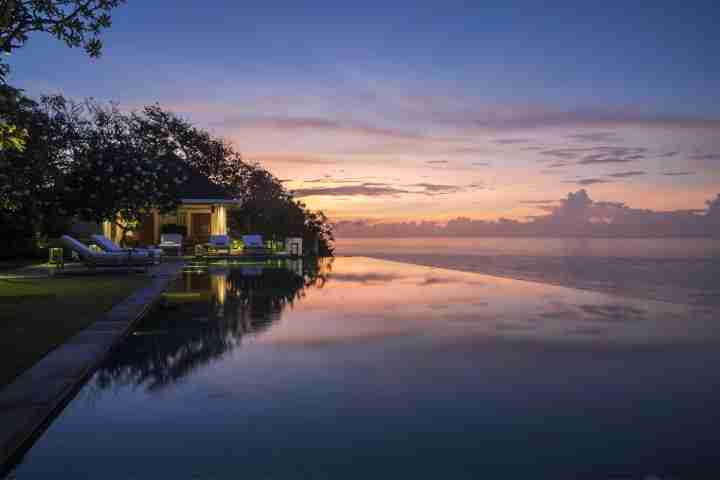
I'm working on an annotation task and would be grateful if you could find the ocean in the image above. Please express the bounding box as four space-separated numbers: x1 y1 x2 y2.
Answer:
335 237 720 306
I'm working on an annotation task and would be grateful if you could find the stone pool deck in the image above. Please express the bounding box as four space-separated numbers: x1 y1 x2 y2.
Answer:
0 261 185 470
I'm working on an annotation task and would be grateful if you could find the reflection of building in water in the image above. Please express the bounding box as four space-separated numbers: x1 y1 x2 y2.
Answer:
288 259 303 277
93 258 332 392
210 274 228 306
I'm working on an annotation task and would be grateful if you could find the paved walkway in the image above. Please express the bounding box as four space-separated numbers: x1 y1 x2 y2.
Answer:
0 261 185 470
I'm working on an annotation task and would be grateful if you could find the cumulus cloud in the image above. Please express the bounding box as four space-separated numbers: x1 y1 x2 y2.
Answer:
334 190 720 238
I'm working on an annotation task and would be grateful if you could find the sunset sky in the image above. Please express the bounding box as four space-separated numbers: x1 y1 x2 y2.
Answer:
9 1 720 223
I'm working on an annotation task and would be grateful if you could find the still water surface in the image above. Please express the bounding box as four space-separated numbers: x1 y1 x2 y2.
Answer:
336 236 720 258
8 257 720 479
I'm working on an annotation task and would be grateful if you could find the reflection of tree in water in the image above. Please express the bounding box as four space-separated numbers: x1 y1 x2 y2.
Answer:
93 258 333 392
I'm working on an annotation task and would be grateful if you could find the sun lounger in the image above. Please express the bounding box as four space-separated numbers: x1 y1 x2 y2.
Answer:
242 234 270 254
159 233 183 256
207 235 231 255
90 234 163 263
60 235 154 269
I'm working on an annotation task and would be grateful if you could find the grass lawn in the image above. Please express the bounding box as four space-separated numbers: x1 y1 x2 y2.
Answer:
0 259 39 273
0 274 152 389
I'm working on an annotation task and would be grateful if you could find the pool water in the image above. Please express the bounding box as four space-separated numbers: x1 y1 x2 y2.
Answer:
7 257 720 479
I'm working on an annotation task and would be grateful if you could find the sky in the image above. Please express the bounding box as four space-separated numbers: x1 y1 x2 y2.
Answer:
8 0 720 225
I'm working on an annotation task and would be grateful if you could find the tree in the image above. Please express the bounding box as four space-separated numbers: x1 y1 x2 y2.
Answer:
0 0 126 151
0 0 126 81
1 95 189 246
55 101 188 244
133 105 336 255
132 104 248 196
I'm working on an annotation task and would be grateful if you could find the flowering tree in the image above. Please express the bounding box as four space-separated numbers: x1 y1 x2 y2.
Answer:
54 102 188 244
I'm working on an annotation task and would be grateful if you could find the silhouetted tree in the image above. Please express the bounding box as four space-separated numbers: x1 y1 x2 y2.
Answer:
0 0 126 150
133 105 335 254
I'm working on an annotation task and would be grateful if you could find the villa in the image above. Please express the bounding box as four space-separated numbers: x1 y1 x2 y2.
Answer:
101 167 239 247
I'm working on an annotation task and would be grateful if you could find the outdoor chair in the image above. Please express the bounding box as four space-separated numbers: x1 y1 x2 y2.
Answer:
59 235 154 269
159 234 183 256
242 234 271 255
91 234 163 263
207 235 232 255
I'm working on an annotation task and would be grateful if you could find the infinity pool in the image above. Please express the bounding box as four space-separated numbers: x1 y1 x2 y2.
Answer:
7 257 720 479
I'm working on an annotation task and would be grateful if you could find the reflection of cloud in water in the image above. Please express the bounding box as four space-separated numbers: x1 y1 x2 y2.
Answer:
417 275 485 287
538 309 578 321
429 303 450 310
569 326 609 337
494 322 537 332
328 272 402 284
579 304 646 323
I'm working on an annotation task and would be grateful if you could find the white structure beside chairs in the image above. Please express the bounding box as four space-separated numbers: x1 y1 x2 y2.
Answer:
159 234 183 256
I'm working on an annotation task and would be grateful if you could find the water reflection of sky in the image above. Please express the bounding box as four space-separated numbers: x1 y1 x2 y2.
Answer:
9 257 720 479
258 257 719 349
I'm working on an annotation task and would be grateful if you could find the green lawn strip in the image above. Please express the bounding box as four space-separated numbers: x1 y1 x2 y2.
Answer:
0 274 152 389
0 259 41 273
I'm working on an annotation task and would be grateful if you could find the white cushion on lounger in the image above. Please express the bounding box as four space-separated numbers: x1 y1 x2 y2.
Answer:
91 234 162 257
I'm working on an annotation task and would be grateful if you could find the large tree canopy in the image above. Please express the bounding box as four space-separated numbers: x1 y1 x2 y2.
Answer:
0 95 188 245
1 96 335 255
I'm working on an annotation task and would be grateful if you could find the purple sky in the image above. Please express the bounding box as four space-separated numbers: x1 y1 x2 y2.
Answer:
7 0 720 225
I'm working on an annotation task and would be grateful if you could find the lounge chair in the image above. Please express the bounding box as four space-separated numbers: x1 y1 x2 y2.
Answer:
60 235 154 269
242 234 270 255
159 233 183 256
207 235 231 255
90 234 163 263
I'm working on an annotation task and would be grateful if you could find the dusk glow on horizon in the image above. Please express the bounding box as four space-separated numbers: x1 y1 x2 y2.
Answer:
10 1 720 224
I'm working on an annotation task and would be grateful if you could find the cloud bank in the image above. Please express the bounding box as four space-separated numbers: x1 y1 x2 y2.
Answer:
334 191 720 238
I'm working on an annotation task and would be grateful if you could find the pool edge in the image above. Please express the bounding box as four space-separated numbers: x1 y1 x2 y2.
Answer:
0 261 186 475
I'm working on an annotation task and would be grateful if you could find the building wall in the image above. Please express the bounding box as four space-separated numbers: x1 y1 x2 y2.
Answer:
102 203 230 247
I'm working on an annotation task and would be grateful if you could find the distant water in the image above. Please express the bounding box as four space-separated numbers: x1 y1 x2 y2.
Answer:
336 236 720 258
336 237 720 306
